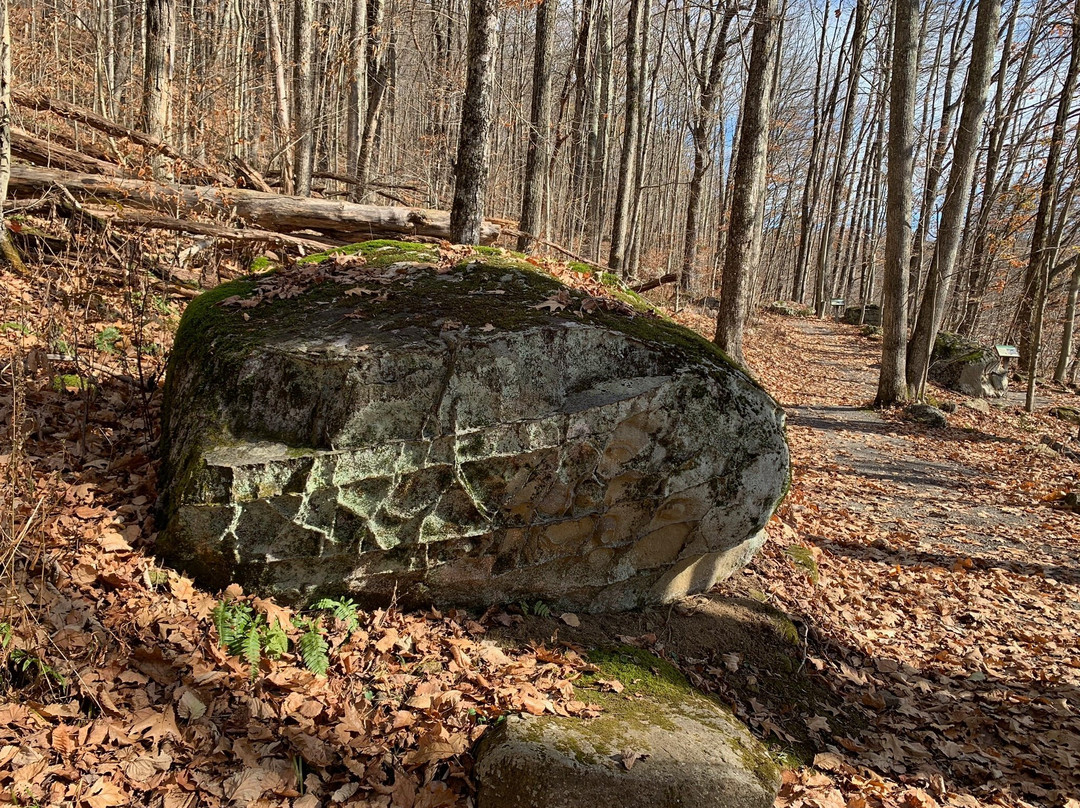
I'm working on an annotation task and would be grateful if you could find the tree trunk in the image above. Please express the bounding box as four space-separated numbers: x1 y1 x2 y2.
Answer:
0 0 20 275
875 0 919 407
1020 0 1080 387
608 0 648 272
265 0 295 194
1056 260 1080 383
142 0 176 180
812 0 867 316
293 0 315 196
450 0 499 244
680 5 737 292
517 0 557 252
345 0 368 202
714 0 779 364
905 0 1001 398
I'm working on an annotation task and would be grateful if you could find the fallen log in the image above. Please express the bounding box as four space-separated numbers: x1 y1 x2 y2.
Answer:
14 88 233 186
12 127 127 176
81 206 332 251
8 164 502 244
630 273 678 293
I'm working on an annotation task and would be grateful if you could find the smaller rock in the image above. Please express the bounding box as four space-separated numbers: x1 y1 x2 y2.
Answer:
939 401 957 413
905 404 948 428
766 300 811 317
963 398 990 414
1049 406 1080 427
475 649 779 808
842 304 882 327
930 332 1007 398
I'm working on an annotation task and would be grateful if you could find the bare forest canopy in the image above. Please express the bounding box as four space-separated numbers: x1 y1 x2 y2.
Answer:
5 0 1080 386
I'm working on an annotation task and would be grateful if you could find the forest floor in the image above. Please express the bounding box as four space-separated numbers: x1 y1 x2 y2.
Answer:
1 246 1080 808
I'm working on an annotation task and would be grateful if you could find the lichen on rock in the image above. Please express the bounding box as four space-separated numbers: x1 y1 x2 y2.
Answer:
156 242 789 610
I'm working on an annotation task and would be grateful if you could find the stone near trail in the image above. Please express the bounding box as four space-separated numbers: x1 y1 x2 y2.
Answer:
930 331 1007 399
841 304 881 327
474 649 780 808
157 242 789 610
905 403 949 429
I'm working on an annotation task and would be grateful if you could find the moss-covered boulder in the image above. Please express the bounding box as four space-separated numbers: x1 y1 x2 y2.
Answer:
930 331 1007 398
474 648 781 808
156 241 789 610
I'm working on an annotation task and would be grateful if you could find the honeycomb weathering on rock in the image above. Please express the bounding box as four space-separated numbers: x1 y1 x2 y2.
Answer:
156 250 789 610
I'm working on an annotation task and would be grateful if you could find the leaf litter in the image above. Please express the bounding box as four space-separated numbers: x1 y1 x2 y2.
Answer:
4 246 1080 808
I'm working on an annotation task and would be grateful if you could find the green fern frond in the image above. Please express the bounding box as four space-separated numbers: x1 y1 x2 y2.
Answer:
298 626 329 677
313 597 361 633
264 620 288 659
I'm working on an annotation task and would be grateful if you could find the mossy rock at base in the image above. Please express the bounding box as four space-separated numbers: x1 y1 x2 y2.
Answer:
930 332 1007 399
157 241 789 610
474 646 780 808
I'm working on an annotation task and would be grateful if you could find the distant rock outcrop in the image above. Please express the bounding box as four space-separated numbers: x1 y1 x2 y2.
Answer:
157 242 789 611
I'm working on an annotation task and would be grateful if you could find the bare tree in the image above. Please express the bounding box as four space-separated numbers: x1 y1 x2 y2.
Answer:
875 0 919 407
1022 0 1080 410
143 0 177 179
450 0 499 244
715 0 779 363
517 0 557 253
812 0 868 316
293 0 315 195
0 0 19 274
680 3 737 292
608 0 648 273
905 0 1002 398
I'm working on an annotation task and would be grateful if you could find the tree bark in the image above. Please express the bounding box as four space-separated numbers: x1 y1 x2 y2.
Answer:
905 0 1001 398
450 0 499 244
875 0 919 407
346 0 368 202
293 0 315 196
265 0 295 194
607 0 648 272
714 0 779 364
517 0 557 253
142 0 176 180
0 0 21 275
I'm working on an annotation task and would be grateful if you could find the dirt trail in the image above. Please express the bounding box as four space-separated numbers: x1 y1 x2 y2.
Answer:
779 319 1036 564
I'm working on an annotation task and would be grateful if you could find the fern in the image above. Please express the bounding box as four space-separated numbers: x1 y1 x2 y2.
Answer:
264 620 288 659
212 598 332 678
312 597 361 632
297 620 330 677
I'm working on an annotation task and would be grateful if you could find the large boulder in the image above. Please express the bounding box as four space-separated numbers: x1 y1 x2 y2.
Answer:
475 648 781 808
156 241 789 611
929 331 1007 398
